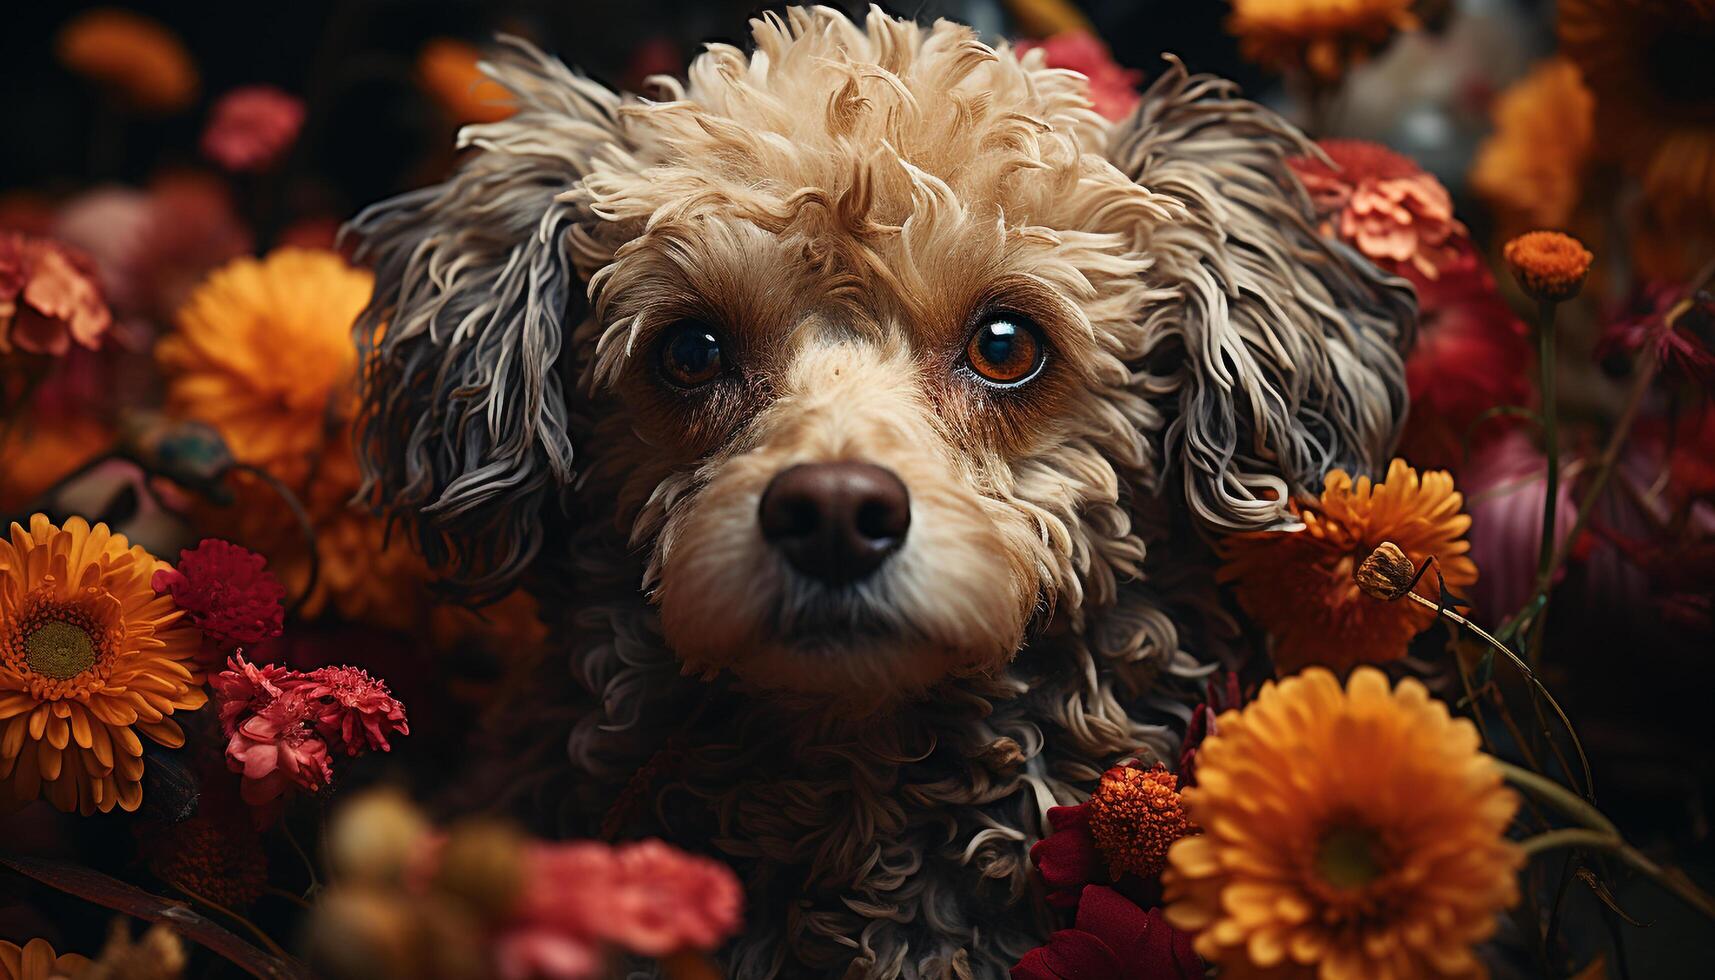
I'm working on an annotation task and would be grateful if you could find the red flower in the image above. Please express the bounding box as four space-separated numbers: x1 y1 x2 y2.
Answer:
0 232 111 356
1033 802 1107 908
1011 886 1201 980
1015 31 1143 122
1290 140 1471 285
1174 672 1243 789
302 665 409 754
224 683 333 808
153 539 286 655
201 85 305 172
1599 283 1715 387
212 654 293 735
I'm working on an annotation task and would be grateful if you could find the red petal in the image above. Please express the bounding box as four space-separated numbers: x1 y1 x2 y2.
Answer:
1010 929 1124 980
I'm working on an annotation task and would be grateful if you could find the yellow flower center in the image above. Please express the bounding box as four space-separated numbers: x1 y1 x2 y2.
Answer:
1314 825 1386 890
24 621 99 680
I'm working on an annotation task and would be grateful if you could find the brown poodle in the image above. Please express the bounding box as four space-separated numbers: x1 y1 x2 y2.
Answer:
348 6 1414 977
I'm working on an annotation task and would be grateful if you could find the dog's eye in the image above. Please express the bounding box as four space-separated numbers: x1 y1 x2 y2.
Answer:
963 314 1045 386
659 320 726 388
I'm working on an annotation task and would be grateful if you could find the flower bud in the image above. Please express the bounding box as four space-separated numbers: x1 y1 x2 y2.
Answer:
1356 542 1418 601
1503 231 1592 303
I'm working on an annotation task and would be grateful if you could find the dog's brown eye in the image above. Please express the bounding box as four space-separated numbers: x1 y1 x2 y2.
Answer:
659 320 725 388
964 315 1044 386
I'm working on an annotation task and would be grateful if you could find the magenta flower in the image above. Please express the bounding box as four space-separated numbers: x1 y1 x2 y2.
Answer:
153 539 286 655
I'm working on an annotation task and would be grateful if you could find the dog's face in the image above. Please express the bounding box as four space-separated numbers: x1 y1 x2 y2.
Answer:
351 8 1414 708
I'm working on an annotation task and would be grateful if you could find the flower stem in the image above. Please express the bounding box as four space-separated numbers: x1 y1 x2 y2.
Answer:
1536 298 1561 585
1517 826 1715 924
169 879 292 961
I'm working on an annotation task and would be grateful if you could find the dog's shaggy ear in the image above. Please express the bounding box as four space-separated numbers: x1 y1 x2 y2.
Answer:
1104 59 1416 531
347 39 624 597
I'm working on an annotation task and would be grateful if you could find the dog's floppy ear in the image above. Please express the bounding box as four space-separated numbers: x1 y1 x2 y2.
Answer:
347 38 624 597
1103 58 1416 531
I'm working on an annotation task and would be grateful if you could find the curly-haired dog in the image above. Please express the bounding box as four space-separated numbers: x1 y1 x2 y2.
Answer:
349 7 1414 977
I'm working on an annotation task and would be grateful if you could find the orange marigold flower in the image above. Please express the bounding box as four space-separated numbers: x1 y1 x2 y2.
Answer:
1086 763 1193 880
0 515 207 814
1226 0 1417 82
0 938 91 980
1290 139 1470 283
1218 458 1477 674
55 8 198 113
1468 58 1596 239
1164 667 1522 979
0 232 112 357
417 38 516 125
1504 230 1593 303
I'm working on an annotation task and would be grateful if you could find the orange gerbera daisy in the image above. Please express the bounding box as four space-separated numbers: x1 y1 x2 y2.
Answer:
0 515 206 814
1226 0 1417 82
1468 58 1595 239
1218 458 1476 674
417 38 516 125
0 938 90 980
1164 667 1522 979
54 8 199 113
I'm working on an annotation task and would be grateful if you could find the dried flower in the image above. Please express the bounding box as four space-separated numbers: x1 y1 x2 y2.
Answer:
1469 57 1596 238
152 539 286 655
1086 764 1193 881
1226 0 1417 82
1011 886 1202 980
1014 31 1143 122
1599 283 1715 386
1164 668 1522 978
0 515 206 814
1218 459 1478 673
0 938 91 980
1504 230 1593 303
1354 541 1416 600
54 8 198 113
417 39 516 125
0 232 112 356
1291 139 1470 283
201 85 306 172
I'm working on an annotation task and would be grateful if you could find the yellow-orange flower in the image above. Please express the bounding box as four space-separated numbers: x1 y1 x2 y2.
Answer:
417 38 516 125
1218 459 1476 674
0 938 90 980
1504 231 1593 304
1164 667 1522 979
1086 763 1192 880
54 8 198 113
1226 0 1417 82
0 515 206 814
0 417 113 514
1468 58 1596 239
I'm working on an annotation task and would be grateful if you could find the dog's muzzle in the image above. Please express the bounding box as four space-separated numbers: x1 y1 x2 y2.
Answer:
757 462 910 586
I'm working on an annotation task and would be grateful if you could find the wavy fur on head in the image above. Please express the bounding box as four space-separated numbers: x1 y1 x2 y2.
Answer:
350 6 1413 977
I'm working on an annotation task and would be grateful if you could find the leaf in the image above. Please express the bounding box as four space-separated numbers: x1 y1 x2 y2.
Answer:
0 854 311 980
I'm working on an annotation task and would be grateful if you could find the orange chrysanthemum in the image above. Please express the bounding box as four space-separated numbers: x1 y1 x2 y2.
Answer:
1218 459 1476 674
417 38 516 125
1086 763 1193 880
0 515 206 814
1468 58 1595 239
1226 0 1417 82
0 938 90 980
1503 231 1593 304
54 8 199 113
1164 667 1522 979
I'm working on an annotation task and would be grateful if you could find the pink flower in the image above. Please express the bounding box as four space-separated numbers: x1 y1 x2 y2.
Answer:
211 654 293 736
0 232 111 356
493 930 602 980
302 665 409 754
1462 431 1577 618
1015 31 1143 122
222 682 333 807
153 539 286 655
1290 140 1470 284
201 85 306 172
602 840 745 956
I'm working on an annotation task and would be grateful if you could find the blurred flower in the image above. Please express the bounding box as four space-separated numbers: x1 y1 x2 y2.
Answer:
303 664 409 754
54 8 198 113
0 232 112 356
1504 230 1593 303
0 938 91 980
1218 459 1477 674
52 187 155 318
1469 57 1596 238
1395 259 1531 470
1164 667 1521 978
152 539 285 656
80 920 187 980
1290 139 1469 283
215 656 334 812
417 39 516 125
0 515 206 814
1226 0 1417 82
0 416 113 513
1011 886 1201 980
201 85 306 173
1086 764 1192 881
1598 283 1715 387
1173 672 1243 789
1461 432 1576 618
1562 0 1715 235
1015 31 1143 122
134 173 254 324
139 813 269 909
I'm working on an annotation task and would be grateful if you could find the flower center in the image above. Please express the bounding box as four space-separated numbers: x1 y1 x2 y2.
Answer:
24 621 98 680
1314 825 1386 890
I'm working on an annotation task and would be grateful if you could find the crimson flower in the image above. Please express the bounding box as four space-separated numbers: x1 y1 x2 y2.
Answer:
303 665 409 754
1173 672 1243 789
1012 886 1201 980
201 85 306 172
1599 283 1715 387
153 538 285 655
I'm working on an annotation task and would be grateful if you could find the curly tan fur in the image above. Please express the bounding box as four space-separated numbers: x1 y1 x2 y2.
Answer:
348 7 1413 977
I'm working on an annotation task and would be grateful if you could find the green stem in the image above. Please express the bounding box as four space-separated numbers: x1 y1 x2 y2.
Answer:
1536 298 1561 584
1518 828 1715 924
1496 759 1615 835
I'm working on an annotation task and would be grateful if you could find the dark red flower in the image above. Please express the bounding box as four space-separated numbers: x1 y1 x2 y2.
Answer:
1174 672 1243 789
1598 283 1715 387
1011 887 1201 980
302 665 409 754
153 538 285 654
1032 802 1106 908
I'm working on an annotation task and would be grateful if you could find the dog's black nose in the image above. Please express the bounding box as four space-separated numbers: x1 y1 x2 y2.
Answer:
758 462 910 585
